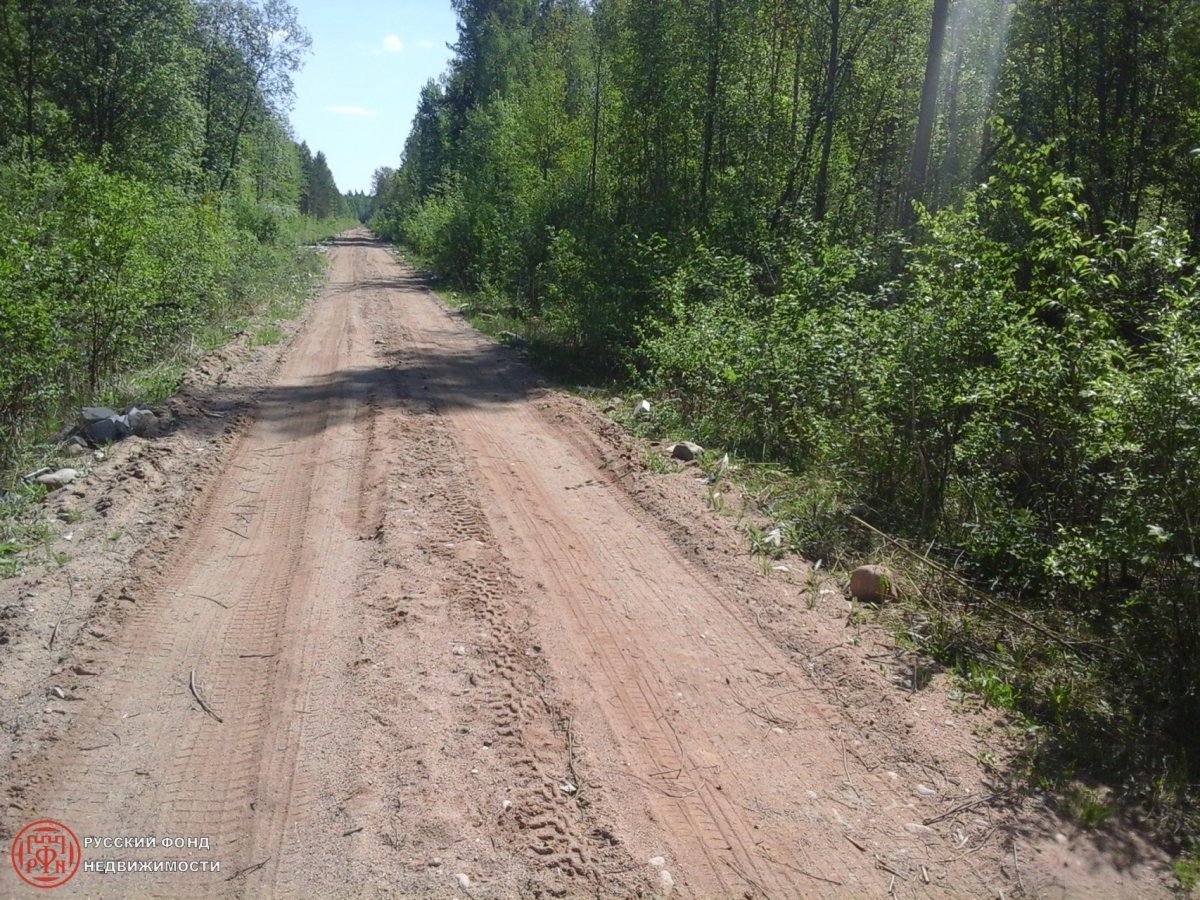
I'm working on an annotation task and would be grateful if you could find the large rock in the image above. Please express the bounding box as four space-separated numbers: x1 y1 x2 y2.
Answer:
84 416 128 443
669 441 703 461
81 406 118 423
36 468 79 488
849 564 895 603
82 406 157 443
126 407 158 437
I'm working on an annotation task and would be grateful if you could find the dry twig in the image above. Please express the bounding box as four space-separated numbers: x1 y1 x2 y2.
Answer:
225 858 269 881
189 669 223 723
923 793 999 826
757 850 844 886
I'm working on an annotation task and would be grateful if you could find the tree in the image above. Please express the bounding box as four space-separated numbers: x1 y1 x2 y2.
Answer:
901 0 950 231
0 0 67 166
195 0 310 194
298 143 341 219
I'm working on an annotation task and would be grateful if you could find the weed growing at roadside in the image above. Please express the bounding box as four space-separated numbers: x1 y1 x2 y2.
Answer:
1060 782 1116 830
640 448 670 474
0 227 328 580
1174 852 1200 892
250 325 285 347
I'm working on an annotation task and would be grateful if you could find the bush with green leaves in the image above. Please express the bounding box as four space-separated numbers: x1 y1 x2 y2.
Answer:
643 229 881 470
0 157 319 469
639 138 1200 788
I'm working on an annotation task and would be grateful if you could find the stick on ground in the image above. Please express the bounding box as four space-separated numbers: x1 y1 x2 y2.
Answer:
189 668 223 723
225 858 269 881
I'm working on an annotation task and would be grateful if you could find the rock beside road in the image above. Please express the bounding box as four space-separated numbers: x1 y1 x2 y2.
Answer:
849 564 895 603
669 441 703 461
80 406 160 444
36 468 79 488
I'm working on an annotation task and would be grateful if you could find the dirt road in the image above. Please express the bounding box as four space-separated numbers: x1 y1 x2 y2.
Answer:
1 232 1173 897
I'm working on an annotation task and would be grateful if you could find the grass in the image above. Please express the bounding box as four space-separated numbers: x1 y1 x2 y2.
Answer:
0 476 53 575
405 273 624 384
602 377 1200 848
1059 782 1116 829
1175 852 1200 892
641 447 671 474
280 215 360 247
97 359 188 413
250 325 285 347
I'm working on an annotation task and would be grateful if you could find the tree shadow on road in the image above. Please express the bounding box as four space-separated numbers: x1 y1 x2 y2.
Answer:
168 322 547 445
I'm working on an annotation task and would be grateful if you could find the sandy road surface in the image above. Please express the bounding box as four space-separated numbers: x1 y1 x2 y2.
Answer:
1 231 1174 898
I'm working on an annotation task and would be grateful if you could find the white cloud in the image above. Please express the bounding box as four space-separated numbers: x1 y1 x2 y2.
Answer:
325 105 378 118
383 35 404 52
418 39 434 49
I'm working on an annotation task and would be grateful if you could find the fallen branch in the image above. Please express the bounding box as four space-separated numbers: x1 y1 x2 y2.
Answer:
189 669 223 723
842 740 863 803
225 858 269 881
923 793 999 826
844 833 868 852
185 592 228 609
874 854 908 880
48 572 77 651
732 695 796 729
757 850 844 886
936 824 1000 864
723 859 775 899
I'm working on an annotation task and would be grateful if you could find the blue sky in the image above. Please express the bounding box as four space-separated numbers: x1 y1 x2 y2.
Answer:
286 0 458 194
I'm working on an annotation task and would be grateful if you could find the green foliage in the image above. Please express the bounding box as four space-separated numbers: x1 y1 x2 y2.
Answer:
0 155 330 469
644 231 877 468
1060 783 1117 830
966 661 1021 712
1175 852 1200 892
298 144 343 219
0 0 347 471
249 324 284 346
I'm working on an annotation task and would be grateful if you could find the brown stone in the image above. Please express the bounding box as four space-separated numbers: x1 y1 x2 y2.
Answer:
849 564 894 603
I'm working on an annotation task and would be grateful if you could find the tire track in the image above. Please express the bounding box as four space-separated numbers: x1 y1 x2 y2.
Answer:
382 250 963 897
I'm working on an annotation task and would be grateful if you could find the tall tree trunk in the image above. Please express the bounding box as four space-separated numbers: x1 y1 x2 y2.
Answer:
901 0 951 231
813 0 840 222
588 39 602 202
700 0 723 214
219 88 258 195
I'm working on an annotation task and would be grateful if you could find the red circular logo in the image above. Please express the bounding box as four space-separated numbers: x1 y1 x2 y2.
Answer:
10 820 81 889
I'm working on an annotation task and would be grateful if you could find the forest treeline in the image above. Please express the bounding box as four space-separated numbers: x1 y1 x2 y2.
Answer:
370 0 1200 836
0 0 348 467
